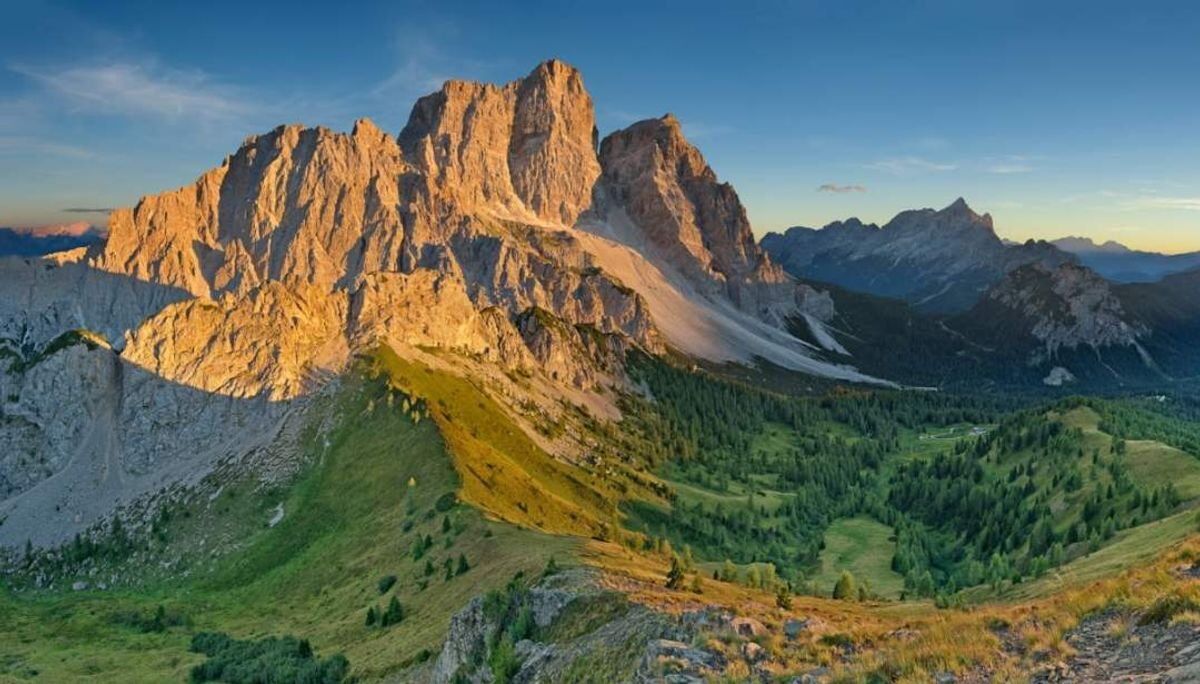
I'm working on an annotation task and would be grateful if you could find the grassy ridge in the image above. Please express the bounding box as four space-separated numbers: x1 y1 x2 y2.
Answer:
372 347 623 537
0 357 578 682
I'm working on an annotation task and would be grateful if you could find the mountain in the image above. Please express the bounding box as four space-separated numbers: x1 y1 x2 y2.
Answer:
950 261 1159 387
782 256 1195 389
1115 266 1200 377
1051 236 1200 283
0 59 881 550
0 222 105 257
761 198 1074 312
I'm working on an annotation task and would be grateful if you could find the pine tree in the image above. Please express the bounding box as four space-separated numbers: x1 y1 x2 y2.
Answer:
665 555 685 590
832 571 857 600
775 583 792 610
381 596 404 627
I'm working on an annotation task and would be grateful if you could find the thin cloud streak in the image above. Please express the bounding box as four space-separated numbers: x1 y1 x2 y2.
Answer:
0 136 93 158
817 183 866 193
986 163 1033 174
1130 196 1200 212
11 61 250 124
864 156 957 175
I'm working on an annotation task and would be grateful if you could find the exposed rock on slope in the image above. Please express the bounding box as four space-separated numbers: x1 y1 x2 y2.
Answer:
400 59 601 226
761 198 1073 312
948 261 1159 385
984 262 1144 354
589 114 805 324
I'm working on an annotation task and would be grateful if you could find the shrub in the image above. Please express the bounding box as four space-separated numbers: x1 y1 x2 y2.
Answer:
111 605 189 633
188 632 350 683
488 635 521 684
435 492 457 512
665 555 685 590
1139 593 1200 625
832 571 857 601
377 575 397 594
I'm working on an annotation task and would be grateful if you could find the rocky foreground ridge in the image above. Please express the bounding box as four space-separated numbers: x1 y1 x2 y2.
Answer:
0 60 869 548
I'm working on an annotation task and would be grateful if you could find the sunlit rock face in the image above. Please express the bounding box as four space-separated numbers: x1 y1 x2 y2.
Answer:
591 113 811 324
0 60 860 546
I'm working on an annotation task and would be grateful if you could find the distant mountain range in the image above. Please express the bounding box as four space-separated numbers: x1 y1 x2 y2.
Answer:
761 199 1072 313
0 222 105 257
763 202 1200 389
1049 236 1200 283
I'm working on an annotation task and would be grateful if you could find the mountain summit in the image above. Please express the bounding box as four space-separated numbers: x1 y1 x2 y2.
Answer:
761 198 1073 312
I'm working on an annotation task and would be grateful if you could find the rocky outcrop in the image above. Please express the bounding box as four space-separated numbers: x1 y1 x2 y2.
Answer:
429 569 729 684
400 59 600 226
986 262 1144 353
590 114 805 323
761 198 1074 312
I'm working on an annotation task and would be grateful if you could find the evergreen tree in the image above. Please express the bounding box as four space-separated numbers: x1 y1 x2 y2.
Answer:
832 571 857 600
665 555 685 590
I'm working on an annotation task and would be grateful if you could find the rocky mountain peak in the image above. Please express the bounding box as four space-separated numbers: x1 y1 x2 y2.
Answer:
594 113 779 295
1053 236 1132 254
399 59 600 226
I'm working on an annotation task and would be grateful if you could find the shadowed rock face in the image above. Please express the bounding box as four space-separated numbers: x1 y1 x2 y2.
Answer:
761 198 1075 313
985 262 1143 353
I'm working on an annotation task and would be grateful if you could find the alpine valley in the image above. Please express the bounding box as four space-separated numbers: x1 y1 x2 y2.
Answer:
2 60 1200 684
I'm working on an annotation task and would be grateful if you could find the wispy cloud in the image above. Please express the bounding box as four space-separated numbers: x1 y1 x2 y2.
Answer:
982 154 1036 174
11 61 249 124
910 136 950 150
865 156 957 175
371 23 484 101
985 162 1033 174
817 183 866 193
1129 196 1200 211
0 135 93 158
62 207 114 214
679 120 734 140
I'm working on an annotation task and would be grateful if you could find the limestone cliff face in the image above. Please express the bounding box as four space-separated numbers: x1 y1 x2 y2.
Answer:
985 262 1144 353
0 60 861 545
76 62 655 402
400 59 600 226
590 114 807 324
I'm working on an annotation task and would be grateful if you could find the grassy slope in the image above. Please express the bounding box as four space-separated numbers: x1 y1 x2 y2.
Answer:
954 406 1200 603
1060 405 1200 513
813 517 905 600
0 359 578 682
373 348 621 537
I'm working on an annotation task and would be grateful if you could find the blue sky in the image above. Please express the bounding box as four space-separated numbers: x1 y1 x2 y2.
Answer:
2 0 1199 252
